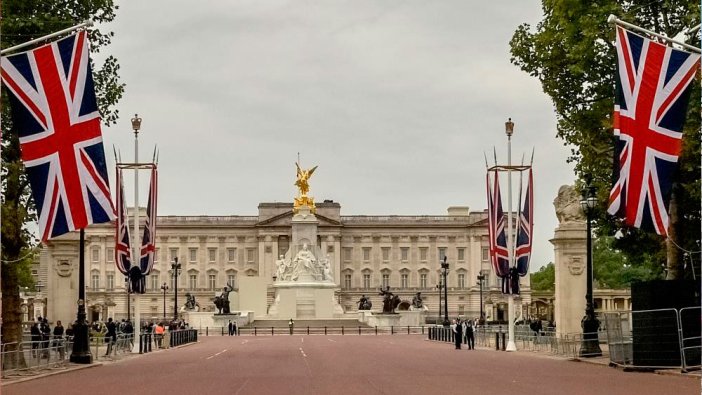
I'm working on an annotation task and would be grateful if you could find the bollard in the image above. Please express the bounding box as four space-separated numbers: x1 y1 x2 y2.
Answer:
359 326 361 335
324 326 327 335
307 326 310 335
342 326 344 335
254 327 257 336
221 327 224 336
495 332 500 350
391 326 394 335
206 327 209 337
501 332 506 351
139 334 143 354
375 326 378 335
272 327 274 336
422 326 424 335
407 326 410 335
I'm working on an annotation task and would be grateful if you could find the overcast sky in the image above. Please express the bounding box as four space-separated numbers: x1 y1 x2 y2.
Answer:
95 1 576 272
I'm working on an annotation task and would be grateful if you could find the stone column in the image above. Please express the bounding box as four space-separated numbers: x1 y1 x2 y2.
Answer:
550 185 587 337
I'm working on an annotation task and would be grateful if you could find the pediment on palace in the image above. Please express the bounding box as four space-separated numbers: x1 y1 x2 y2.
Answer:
256 211 341 227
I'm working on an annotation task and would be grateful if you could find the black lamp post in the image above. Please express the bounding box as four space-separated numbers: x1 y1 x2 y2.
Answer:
161 282 169 319
70 229 92 363
172 258 181 321
579 175 602 357
441 256 450 327
477 272 486 324
435 281 443 325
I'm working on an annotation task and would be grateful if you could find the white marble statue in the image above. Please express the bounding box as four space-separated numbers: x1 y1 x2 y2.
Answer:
322 255 332 281
291 243 317 281
554 185 586 223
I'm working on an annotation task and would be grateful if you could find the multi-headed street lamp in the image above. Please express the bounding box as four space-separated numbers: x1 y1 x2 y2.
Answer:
440 256 450 327
579 175 602 357
160 282 169 319
172 258 182 321
477 272 486 324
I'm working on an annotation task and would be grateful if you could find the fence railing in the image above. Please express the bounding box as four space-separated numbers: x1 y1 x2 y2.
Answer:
604 307 701 373
196 325 429 336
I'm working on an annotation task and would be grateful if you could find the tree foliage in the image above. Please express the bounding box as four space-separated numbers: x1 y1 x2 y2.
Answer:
593 236 664 288
530 262 555 291
1 0 124 354
510 0 700 278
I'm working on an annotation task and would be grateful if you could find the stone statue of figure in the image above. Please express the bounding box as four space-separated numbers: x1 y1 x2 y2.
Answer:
275 255 289 281
322 256 332 281
291 244 316 281
357 295 372 310
554 185 586 224
379 286 401 314
184 293 200 311
295 162 317 197
411 292 423 309
213 283 234 314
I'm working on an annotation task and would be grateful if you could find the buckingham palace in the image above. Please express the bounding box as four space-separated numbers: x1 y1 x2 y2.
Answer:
35 200 532 326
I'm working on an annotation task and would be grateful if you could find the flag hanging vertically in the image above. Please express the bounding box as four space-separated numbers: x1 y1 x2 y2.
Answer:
607 26 700 237
139 167 158 277
486 170 509 280
1 31 115 241
115 169 131 277
515 168 533 276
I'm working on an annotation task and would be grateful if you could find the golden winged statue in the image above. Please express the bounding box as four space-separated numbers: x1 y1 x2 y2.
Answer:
294 162 318 213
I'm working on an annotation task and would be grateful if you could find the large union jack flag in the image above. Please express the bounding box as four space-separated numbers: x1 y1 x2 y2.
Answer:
115 169 131 277
139 167 158 277
1 31 115 241
607 26 700 237
486 170 509 278
515 168 533 276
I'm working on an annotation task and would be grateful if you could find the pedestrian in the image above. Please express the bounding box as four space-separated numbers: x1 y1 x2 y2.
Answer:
40 318 51 358
105 317 117 356
288 318 294 335
53 320 65 359
228 320 234 336
232 320 238 336
465 319 475 350
452 319 463 350
30 319 41 358
123 320 134 348
154 322 165 348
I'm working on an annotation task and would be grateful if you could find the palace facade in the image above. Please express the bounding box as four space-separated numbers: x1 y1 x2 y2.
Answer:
37 201 538 325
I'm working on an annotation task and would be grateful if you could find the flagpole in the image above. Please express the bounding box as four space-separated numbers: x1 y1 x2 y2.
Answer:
607 15 701 53
0 19 93 56
505 119 517 352
131 114 142 353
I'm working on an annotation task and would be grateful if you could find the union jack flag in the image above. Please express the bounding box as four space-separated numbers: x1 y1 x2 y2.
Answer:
486 170 509 278
115 169 131 277
1 31 115 241
607 26 700 237
515 168 533 276
139 167 158 276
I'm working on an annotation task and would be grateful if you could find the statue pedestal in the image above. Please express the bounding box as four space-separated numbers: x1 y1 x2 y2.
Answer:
366 313 402 328
183 311 253 330
551 222 587 337
268 282 342 319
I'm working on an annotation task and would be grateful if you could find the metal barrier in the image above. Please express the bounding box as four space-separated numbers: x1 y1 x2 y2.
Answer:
679 307 701 372
170 329 198 347
196 325 430 336
1 339 72 378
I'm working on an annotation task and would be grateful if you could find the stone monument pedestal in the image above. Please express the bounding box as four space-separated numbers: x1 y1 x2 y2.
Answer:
268 282 343 319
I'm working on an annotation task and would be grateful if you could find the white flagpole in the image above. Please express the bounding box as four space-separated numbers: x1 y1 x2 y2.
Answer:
505 119 517 352
608 15 701 53
131 115 142 353
0 19 93 56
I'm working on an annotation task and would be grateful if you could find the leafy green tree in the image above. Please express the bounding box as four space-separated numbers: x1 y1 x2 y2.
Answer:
1 0 124 366
510 0 700 279
530 263 555 291
593 236 663 289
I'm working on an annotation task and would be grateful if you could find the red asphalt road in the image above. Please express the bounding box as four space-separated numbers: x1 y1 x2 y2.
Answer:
3 335 699 395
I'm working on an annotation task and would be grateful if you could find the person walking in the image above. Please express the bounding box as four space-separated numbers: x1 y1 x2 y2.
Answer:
232 320 238 336
465 319 475 350
154 323 165 348
452 319 463 350
105 317 117 356
30 319 41 358
40 318 51 358
53 320 65 359
228 320 234 336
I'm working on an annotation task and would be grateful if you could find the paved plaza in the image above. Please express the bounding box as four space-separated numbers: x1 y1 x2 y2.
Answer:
3 335 699 395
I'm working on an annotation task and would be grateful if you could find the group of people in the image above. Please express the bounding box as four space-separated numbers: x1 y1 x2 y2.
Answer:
228 320 238 336
450 318 478 350
30 316 67 359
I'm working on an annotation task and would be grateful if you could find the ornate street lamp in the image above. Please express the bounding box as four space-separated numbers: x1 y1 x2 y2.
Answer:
435 281 443 325
172 258 182 321
161 282 169 319
579 175 602 357
477 272 486 324
441 256 450 327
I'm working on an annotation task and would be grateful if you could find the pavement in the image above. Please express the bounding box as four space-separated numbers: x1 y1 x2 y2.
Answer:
2 336 699 395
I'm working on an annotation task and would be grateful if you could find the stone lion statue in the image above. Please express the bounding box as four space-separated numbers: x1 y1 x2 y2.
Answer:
554 185 585 223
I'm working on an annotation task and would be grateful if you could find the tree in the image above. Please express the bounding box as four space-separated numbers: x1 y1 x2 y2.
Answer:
593 236 663 289
1 0 124 367
530 263 555 291
510 0 700 279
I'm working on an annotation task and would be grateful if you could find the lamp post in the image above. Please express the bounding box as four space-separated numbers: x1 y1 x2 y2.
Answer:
435 281 443 325
161 282 169 319
441 256 449 327
172 258 181 321
130 114 142 354
504 118 518 352
477 272 486 324
579 175 602 357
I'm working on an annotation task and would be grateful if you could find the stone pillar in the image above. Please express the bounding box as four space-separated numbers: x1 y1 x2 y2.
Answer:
550 185 587 337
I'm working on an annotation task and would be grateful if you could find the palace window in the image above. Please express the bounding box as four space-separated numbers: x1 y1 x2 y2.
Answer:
91 272 100 289
438 247 447 262
151 274 159 290
381 247 390 262
457 248 465 262
106 274 114 290
344 274 352 289
363 274 371 289
227 248 237 263
246 248 255 264
189 274 198 290
458 273 465 289
106 248 114 263
420 247 428 261
420 273 427 289
401 247 409 262
208 274 217 290
189 248 198 263
91 247 99 263
382 274 390 289
227 273 237 288
343 248 352 262
481 247 489 262
208 248 217 263
401 274 408 289
169 248 179 263
154 248 159 263
362 247 371 262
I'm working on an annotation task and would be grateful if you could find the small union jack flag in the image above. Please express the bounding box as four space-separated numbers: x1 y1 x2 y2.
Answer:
1 31 115 241
486 170 509 278
607 26 700 237
115 169 131 277
515 168 533 276
139 167 158 276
